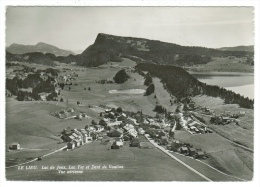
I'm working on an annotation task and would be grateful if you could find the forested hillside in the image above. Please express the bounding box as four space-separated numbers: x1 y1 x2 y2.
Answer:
135 63 254 109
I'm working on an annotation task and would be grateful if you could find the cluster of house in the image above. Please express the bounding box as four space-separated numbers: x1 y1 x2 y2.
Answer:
61 127 93 150
169 141 206 159
211 115 239 125
96 79 114 84
198 107 216 115
183 116 213 134
57 73 77 84
51 108 88 120
210 110 244 125
146 129 207 159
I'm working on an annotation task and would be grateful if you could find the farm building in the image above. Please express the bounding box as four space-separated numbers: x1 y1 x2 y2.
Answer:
130 138 140 147
67 142 75 149
9 143 21 150
67 108 75 112
159 136 168 145
111 141 124 149
171 140 182 151
65 135 75 142
73 139 81 147
187 121 200 128
180 146 189 154
188 147 196 156
83 136 93 143
194 151 205 159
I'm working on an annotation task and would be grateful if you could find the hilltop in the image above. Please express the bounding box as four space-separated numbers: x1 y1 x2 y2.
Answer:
6 51 55 66
6 42 75 56
218 45 254 52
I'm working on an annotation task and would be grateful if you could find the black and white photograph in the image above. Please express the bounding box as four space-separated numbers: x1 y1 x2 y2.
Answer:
1 1 259 185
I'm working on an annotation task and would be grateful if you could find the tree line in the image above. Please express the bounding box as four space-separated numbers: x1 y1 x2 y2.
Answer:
135 63 253 109
6 72 57 101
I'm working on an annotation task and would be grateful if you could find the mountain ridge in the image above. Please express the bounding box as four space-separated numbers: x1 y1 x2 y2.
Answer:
6 42 75 56
6 33 254 67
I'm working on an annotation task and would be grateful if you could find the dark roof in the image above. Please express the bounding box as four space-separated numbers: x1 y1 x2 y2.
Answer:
188 147 196 151
181 147 188 151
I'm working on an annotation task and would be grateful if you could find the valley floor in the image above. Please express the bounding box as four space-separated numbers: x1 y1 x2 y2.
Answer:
5 58 254 181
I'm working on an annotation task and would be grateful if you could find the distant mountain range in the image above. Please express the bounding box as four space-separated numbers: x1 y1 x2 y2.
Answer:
6 34 254 67
218 45 254 52
6 42 75 56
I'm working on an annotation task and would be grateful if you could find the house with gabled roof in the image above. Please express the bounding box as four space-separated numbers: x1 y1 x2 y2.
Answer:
67 142 75 149
9 143 21 150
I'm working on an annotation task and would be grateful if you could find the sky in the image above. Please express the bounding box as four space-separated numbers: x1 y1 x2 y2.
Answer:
6 7 254 51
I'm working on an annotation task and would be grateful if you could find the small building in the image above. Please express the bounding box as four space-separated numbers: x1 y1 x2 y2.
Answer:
95 125 104 132
187 121 199 128
73 139 81 147
75 114 83 120
83 136 93 143
188 147 196 156
67 142 75 149
111 141 123 149
194 151 205 159
180 146 189 154
66 135 75 142
159 136 168 145
67 108 75 112
130 138 140 147
9 143 20 150
171 140 181 151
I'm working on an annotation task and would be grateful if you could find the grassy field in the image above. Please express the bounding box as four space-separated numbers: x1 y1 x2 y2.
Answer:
6 141 206 181
184 95 254 180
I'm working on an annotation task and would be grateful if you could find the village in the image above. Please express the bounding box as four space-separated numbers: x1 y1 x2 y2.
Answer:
8 100 214 160
7 64 247 162
6 59 253 181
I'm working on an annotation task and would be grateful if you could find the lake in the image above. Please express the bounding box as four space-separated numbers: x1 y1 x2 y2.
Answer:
189 71 254 99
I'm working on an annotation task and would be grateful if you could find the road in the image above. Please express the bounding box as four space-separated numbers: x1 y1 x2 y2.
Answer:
144 134 245 181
